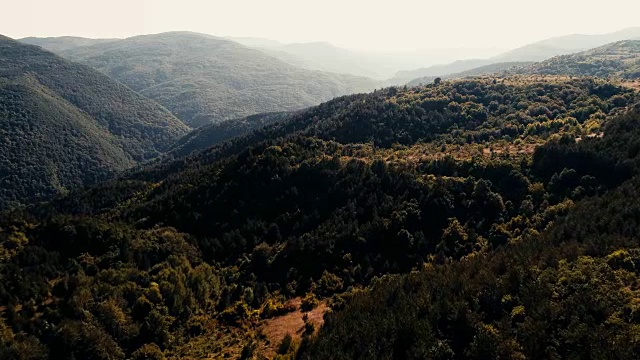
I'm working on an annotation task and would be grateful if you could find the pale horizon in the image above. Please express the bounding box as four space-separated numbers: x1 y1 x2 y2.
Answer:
3 0 640 52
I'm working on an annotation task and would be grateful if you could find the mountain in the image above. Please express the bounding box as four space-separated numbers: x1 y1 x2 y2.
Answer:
19 36 118 52
1 75 637 359
496 27 640 62
513 40 640 79
407 61 534 86
263 41 389 79
54 32 379 127
0 35 189 209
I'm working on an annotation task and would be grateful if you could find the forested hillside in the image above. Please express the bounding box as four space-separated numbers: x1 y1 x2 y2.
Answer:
303 104 640 359
0 35 189 209
515 40 640 79
56 32 379 127
1 76 638 359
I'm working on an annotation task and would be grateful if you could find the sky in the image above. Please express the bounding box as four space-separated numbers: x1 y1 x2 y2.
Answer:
2 0 640 51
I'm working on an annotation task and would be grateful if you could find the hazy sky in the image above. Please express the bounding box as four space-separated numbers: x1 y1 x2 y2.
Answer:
3 0 640 51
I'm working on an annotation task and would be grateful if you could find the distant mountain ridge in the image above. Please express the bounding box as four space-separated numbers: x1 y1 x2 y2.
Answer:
0 35 189 208
513 40 640 79
391 27 640 84
37 32 379 127
498 27 640 61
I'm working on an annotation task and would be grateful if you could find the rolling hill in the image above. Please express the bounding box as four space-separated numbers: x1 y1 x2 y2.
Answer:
53 32 379 127
1 75 638 358
513 40 640 79
0 35 189 209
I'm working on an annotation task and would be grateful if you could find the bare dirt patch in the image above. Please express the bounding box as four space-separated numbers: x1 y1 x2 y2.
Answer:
259 297 329 358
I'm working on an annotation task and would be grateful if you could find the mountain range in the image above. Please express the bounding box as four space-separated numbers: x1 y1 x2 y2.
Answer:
26 32 380 127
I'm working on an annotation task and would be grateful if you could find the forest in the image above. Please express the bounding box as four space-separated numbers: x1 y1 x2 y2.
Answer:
1 74 639 359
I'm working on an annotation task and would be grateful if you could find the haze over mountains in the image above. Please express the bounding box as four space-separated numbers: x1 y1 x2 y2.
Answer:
27 32 379 127
21 27 640 92
513 40 640 79
391 27 640 84
228 37 505 80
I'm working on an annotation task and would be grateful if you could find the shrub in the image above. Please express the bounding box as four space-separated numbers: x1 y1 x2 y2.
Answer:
301 293 319 312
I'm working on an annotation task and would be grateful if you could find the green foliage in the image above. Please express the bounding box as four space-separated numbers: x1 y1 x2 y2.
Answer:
301 293 319 312
299 105 640 360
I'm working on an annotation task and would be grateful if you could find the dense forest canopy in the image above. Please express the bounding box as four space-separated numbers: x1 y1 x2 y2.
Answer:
53 32 379 127
0 36 189 209
303 106 640 359
1 74 639 359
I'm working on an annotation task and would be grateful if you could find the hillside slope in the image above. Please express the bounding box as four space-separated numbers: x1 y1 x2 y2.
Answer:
58 32 379 127
0 35 189 209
